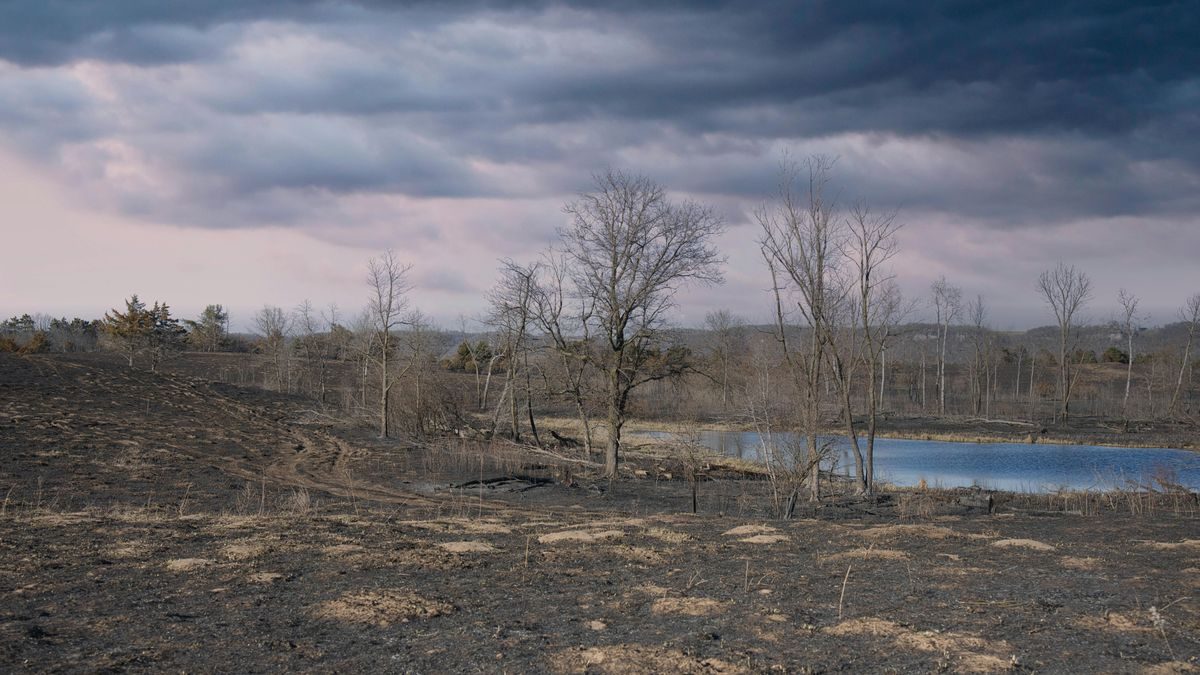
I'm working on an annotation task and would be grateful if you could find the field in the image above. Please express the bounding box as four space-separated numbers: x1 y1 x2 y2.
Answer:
1 353 1198 672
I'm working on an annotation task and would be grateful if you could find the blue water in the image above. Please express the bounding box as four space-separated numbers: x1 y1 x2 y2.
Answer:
637 430 1200 492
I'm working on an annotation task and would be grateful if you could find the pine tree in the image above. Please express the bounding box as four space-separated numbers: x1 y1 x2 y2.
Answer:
148 302 187 372
102 295 155 367
184 304 229 352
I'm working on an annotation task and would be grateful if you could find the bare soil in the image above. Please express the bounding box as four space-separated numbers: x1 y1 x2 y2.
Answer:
1 353 1198 673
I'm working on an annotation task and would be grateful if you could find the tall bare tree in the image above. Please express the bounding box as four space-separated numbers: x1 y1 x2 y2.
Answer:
758 155 841 506
704 309 744 411
530 249 597 453
1116 289 1142 418
487 260 539 443
846 204 907 494
967 295 988 416
253 305 291 391
1036 262 1093 421
1169 293 1200 416
562 170 724 479
401 309 437 434
930 277 962 415
365 250 412 438
293 300 330 403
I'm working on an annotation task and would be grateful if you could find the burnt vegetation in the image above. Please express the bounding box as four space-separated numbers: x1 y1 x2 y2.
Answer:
2 165 1199 672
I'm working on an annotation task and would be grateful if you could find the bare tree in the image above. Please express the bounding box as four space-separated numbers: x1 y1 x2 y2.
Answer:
487 260 539 444
293 300 330 404
967 295 988 416
758 155 842 506
1169 293 1200 416
1116 289 1142 418
530 249 597 453
704 309 744 411
846 204 907 494
365 250 413 438
1036 262 1093 421
401 309 437 434
253 305 291 391
562 170 724 480
930 277 962 416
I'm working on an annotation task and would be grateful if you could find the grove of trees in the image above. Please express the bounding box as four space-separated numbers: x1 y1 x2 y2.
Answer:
5 157 1199 510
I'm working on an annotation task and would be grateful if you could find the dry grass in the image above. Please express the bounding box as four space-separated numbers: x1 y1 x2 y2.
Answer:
165 558 214 572
221 541 269 560
437 541 498 553
549 644 746 674
650 596 729 617
1140 539 1200 551
538 529 625 544
738 534 789 544
1060 556 1102 571
312 590 453 626
857 524 957 540
827 617 1013 673
644 527 694 544
721 524 776 537
991 538 1054 552
825 547 910 562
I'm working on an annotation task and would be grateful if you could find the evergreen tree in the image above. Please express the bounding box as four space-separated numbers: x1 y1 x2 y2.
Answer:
184 304 229 352
102 295 155 367
149 302 187 371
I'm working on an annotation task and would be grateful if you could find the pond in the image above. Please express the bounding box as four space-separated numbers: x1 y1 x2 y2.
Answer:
635 430 1200 492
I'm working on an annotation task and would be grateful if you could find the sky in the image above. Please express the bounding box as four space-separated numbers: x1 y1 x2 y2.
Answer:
1 1 1197 331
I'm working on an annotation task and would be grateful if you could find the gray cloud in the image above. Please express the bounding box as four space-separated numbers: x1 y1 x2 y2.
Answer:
0 1 1196 250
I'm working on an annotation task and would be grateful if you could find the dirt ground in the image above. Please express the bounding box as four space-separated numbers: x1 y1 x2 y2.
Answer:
1 353 1198 673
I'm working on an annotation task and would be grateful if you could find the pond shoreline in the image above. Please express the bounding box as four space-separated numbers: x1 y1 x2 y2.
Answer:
611 415 1200 453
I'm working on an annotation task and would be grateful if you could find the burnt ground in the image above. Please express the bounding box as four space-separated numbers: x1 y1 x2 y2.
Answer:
1 353 1198 673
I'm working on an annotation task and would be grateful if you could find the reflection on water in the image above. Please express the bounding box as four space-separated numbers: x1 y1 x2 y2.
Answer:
637 430 1200 492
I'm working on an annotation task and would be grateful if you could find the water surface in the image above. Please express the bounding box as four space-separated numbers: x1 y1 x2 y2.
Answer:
637 430 1200 492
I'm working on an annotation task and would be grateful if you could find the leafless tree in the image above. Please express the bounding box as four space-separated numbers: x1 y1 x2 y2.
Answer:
530 249 597 453
455 315 488 411
487 260 540 444
1036 262 1093 421
401 309 437 434
253 305 291 391
967 295 989 416
758 155 842 506
930 276 962 416
562 170 724 479
293 300 331 404
1169 293 1200 416
845 204 908 494
704 309 744 411
1116 289 1143 418
365 250 413 438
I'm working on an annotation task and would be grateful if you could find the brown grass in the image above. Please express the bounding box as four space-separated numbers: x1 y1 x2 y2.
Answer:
549 644 746 674
313 590 453 626
991 538 1054 552
825 547 910 562
538 529 625 544
650 597 729 617
437 541 498 553
827 617 1012 673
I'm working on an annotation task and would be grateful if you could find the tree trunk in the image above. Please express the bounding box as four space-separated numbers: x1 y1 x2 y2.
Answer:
1169 325 1195 415
380 350 389 439
605 382 621 480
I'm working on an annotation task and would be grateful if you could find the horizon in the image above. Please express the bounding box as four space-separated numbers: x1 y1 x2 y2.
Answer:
2 2 1197 331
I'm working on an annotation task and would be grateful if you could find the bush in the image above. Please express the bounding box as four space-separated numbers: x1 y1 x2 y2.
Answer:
1102 346 1129 364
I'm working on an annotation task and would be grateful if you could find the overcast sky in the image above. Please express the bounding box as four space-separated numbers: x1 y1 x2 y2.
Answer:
1 1 1197 331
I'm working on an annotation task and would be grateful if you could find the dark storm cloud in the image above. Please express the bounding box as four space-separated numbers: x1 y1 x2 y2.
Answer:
0 0 1196 237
